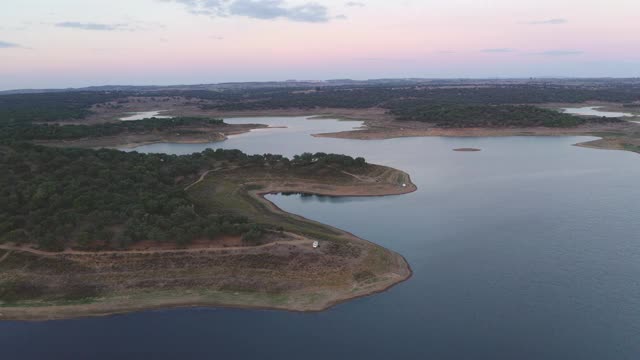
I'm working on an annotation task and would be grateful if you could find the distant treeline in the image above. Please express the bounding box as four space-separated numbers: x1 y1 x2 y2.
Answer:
0 143 367 251
389 104 619 128
0 92 122 123
2 85 640 127
0 117 224 141
199 86 640 111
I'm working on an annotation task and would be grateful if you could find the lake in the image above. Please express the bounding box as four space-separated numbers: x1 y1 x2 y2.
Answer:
119 110 173 121
3 116 640 360
562 106 634 118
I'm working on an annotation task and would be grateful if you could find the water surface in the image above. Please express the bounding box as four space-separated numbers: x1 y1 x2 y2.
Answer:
131 116 363 155
119 110 173 121
562 106 634 118
3 116 640 360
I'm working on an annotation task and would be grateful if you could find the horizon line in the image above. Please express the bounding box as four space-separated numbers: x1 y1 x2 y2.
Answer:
3 76 640 93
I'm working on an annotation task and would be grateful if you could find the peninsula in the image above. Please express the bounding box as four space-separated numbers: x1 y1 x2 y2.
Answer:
0 145 415 320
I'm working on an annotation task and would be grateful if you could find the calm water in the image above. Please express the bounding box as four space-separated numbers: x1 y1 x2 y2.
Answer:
119 110 172 121
562 106 634 118
3 117 640 360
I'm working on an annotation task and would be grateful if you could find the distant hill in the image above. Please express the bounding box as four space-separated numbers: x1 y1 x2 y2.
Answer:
3 78 640 96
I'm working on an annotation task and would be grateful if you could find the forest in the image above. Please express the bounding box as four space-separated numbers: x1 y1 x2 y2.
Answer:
1 117 224 141
0 142 366 251
201 85 640 111
2 84 639 127
388 104 616 127
0 92 122 123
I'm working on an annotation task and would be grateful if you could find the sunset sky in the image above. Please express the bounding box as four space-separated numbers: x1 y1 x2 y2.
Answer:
1 0 639 90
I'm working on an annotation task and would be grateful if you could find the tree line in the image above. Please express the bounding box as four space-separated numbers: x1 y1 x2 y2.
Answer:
198 85 640 111
389 104 623 128
1 117 224 141
0 91 122 123
0 142 368 251
2 85 638 128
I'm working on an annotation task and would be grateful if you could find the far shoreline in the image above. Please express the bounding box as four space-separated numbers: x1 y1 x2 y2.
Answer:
53 102 640 156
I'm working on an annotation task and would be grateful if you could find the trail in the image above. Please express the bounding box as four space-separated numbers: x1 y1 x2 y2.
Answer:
0 250 12 264
0 238 310 258
327 165 375 183
183 165 251 191
184 169 218 191
329 165 397 184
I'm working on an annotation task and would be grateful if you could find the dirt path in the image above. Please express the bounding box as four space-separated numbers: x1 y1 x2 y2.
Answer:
184 169 218 191
0 250 12 264
0 238 310 258
330 166 372 183
184 165 252 191
326 165 396 184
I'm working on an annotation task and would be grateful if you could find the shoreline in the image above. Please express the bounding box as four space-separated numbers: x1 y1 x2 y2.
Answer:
80 97 640 154
34 124 267 150
0 267 413 323
311 123 640 155
0 167 415 321
76 101 640 155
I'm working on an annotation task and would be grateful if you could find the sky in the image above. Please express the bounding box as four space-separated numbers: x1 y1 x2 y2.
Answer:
1 0 639 90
